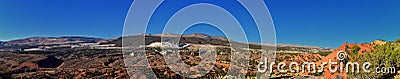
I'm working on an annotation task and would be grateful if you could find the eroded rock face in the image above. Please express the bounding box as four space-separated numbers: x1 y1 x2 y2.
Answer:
37 56 63 68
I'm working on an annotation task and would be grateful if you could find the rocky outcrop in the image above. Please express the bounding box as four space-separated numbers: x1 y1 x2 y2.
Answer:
317 43 373 79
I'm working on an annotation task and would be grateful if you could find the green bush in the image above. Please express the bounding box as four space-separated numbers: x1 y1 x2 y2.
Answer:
350 46 361 53
317 52 331 56
348 43 400 78
396 38 400 43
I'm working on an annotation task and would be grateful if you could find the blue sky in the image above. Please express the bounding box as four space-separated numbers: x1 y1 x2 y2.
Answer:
1 0 400 48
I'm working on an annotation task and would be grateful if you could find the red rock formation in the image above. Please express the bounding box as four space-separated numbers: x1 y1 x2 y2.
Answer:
317 43 373 79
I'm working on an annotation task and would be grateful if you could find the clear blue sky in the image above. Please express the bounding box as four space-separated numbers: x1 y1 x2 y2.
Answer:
1 0 400 48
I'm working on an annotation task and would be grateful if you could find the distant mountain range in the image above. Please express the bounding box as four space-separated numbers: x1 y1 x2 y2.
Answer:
114 33 333 51
114 33 230 47
1 36 106 47
0 34 334 52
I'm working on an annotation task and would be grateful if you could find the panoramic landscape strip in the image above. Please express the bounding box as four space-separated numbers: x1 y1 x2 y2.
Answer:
2 0 400 79
0 34 399 78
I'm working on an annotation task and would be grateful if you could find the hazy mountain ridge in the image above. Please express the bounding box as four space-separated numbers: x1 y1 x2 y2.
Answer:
151 33 228 41
0 34 333 52
1 36 106 47
109 33 334 53
111 33 231 47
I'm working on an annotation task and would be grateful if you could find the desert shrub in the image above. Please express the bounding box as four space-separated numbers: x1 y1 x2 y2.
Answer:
348 43 400 78
317 52 331 56
350 46 361 53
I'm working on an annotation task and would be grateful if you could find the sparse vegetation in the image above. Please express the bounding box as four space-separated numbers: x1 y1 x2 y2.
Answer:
350 46 361 53
317 52 331 56
348 42 400 78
